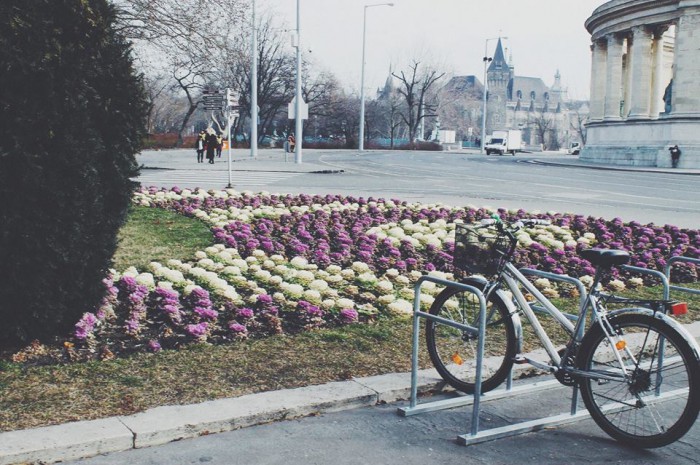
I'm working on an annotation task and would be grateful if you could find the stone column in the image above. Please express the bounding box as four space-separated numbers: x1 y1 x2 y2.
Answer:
649 27 668 118
604 34 624 121
622 39 632 117
671 7 700 117
628 26 653 119
589 40 607 122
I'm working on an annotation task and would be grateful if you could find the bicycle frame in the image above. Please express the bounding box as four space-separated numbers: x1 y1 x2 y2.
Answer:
493 261 628 376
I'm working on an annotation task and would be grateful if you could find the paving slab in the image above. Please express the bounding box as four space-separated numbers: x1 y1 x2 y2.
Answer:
0 418 133 465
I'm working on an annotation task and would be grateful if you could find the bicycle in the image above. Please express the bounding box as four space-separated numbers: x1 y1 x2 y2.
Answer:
425 217 700 448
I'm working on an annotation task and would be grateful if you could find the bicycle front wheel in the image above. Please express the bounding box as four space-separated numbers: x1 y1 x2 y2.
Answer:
425 281 516 394
578 313 700 448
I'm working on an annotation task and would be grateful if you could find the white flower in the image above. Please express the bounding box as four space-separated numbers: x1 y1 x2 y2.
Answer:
135 273 156 290
399 288 415 300
290 256 308 268
351 261 371 273
336 298 355 309
325 274 344 285
384 268 399 279
281 283 304 298
607 279 626 292
376 280 394 294
254 269 272 282
627 277 643 289
327 265 342 274
579 275 594 287
296 270 315 285
341 269 356 280
534 278 552 290
387 299 414 315
309 279 329 292
378 294 396 305
194 251 207 260
357 272 378 286
395 275 410 286
303 290 322 303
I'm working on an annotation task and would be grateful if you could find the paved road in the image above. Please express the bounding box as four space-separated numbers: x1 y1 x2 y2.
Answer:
137 149 700 228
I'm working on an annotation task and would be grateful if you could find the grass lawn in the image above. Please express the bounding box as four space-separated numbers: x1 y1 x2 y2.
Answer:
0 205 698 432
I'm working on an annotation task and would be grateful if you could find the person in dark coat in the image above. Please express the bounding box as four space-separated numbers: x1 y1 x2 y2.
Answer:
195 130 206 163
669 144 681 168
205 129 218 164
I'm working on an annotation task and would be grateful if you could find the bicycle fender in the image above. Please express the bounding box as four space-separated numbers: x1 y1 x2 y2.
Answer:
606 307 700 361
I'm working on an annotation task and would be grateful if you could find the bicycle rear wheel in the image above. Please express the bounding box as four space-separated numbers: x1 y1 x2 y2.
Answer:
425 280 516 394
578 313 700 448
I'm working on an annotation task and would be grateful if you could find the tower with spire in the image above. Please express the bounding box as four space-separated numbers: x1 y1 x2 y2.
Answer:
486 38 513 135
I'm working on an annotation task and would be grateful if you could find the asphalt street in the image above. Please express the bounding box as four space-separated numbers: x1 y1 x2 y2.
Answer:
136 148 700 228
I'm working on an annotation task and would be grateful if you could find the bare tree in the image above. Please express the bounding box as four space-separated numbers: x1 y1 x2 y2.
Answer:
221 15 296 144
530 110 556 150
569 105 589 146
113 0 248 144
392 60 445 146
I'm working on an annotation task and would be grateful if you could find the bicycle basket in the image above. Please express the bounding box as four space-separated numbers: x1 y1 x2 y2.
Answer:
453 223 514 276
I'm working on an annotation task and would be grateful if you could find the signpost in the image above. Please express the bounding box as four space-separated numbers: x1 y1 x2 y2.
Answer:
204 89 239 188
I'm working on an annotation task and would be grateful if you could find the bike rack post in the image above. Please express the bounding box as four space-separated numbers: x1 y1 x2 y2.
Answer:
399 276 487 436
664 256 700 297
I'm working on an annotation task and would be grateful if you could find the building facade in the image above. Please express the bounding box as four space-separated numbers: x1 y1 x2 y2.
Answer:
438 38 589 150
582 0 700 168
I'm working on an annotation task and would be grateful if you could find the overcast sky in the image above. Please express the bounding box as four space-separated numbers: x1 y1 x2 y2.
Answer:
259 0 605 100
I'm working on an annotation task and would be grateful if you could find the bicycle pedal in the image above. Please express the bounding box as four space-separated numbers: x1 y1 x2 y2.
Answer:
512 356 528 365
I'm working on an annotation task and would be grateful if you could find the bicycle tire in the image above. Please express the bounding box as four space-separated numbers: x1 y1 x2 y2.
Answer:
425 279 517 394
577 313 700 448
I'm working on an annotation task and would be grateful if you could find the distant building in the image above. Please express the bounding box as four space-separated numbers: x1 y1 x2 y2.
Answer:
437 38 589 150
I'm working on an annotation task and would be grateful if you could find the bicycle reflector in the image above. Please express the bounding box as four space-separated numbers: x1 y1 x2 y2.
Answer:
671 302 688 316
452 352 464 365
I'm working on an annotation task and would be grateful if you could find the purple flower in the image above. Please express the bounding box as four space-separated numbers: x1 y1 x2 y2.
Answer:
339 308 359 324
148 339 162 352
186 323 209 338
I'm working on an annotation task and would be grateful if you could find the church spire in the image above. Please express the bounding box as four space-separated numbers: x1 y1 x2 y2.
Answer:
487 37 508 72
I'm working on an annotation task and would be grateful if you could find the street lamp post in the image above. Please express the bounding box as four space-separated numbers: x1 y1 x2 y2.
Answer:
251 0 258 159
294 0 303 164
358 2 394 152
480 36 506 154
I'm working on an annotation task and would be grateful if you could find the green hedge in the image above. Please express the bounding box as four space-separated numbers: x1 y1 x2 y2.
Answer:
0 0 147 347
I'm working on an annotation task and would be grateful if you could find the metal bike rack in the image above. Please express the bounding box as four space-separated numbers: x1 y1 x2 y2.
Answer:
397 272 597 445
397 276 488 437
665 256 700 297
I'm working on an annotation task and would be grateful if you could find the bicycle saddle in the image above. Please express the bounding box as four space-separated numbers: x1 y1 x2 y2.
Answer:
580 248 630 267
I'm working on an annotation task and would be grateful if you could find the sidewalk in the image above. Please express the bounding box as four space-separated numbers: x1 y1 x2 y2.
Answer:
139 148 700 176
3 321 700 465
527 154 700 175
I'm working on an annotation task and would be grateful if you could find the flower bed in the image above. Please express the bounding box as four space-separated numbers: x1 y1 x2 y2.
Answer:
11 187 700 364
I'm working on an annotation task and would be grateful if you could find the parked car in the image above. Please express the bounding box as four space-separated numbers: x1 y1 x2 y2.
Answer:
568 142 581 155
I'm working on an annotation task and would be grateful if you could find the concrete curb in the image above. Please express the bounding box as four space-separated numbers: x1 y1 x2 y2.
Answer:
0 369 445 465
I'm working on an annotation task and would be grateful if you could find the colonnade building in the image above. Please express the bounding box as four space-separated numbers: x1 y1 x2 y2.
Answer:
582 0 700 168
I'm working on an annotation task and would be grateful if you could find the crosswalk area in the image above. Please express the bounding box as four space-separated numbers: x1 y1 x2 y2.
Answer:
136 169 302 190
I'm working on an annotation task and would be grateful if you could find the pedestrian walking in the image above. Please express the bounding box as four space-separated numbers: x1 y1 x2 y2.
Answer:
205 129 218 164
287 133 295 153
216 134 223 158
669 144 682 168
195 130 206 163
